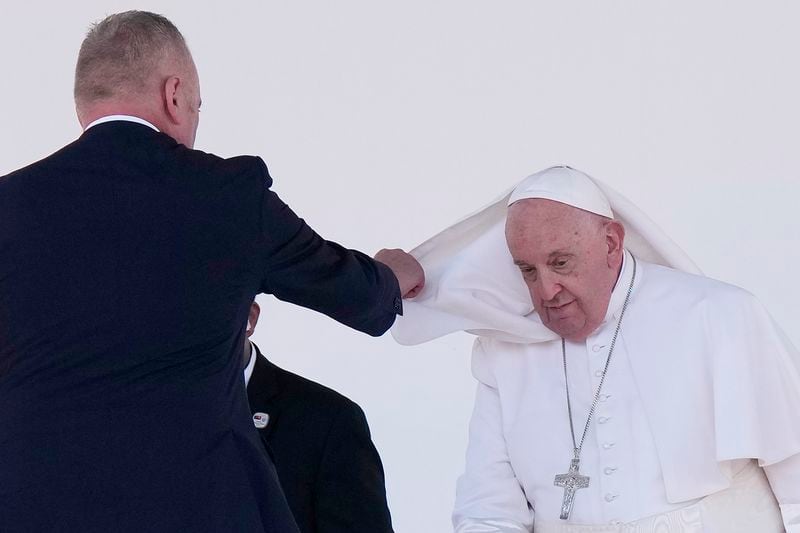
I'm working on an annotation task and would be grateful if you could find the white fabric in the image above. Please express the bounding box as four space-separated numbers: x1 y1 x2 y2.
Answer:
507 166 613 218
457 460 784 533
452 258 800 531
391 166 800 529
766 452 800 531
391 166 700 345
84 115 159 132
781 504 800 532
243 341 255 386
454 254 691 527
530 460 784 533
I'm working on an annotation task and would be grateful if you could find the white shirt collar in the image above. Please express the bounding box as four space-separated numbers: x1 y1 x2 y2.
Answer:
84 115 159 132
243 341 256 386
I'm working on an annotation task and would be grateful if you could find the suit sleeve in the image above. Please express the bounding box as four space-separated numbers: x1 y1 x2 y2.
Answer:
453 339 533 533
254 160 401 336
313 401 394 533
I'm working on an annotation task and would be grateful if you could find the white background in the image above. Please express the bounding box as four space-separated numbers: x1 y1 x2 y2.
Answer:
2 2 798 531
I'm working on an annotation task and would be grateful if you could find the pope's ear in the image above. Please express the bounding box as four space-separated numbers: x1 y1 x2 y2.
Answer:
605 220 625 265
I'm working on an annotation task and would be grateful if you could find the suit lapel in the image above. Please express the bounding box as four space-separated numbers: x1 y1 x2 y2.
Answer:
246 343 282 440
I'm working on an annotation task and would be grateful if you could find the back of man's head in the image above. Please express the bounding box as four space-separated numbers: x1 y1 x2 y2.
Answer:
75 11 194 129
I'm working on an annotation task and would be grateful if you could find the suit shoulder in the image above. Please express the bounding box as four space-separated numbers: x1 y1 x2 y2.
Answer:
192 150 267 175
0 137 83 185
178 147 272 185
2 162 34 183
272 363 364 417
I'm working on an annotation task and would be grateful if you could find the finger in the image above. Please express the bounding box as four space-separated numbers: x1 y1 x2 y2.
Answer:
404 282 424 299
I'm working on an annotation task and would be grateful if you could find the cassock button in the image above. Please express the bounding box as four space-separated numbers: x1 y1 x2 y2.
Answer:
592 344 604 352
598 416 611 424
602 442 615 449
253 412 270 429
594 370 603 377
604 466 618 475
599 394 612 402
604 493 619 502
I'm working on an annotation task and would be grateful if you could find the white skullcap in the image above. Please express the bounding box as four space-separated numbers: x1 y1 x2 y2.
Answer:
508 165 614 218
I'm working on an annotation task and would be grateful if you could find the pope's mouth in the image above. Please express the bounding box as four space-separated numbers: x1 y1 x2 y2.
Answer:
544 301 578 323
546 300 575 311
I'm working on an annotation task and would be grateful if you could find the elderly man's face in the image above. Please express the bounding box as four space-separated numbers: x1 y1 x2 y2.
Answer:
506 199 624 342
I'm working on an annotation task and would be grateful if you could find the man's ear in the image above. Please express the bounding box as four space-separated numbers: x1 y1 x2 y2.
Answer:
246 302 261 337
605 220 625 267
163 76 182 124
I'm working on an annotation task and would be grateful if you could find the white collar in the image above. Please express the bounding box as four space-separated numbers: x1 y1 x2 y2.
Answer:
602 249 638 325
243 341 256 386
84 115 159 132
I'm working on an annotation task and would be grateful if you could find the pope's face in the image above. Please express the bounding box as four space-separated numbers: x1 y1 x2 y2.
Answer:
505 199 623 342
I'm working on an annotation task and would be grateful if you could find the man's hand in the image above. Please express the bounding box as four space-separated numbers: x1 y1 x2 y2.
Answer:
374 249 425 299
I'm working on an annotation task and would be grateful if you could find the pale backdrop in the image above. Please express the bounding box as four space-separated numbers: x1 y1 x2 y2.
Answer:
1 2 798 531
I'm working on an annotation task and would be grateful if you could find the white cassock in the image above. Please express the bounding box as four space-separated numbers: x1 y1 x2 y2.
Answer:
392 167 800 532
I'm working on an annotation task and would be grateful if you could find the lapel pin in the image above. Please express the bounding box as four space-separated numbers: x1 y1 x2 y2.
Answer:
253 412 270 429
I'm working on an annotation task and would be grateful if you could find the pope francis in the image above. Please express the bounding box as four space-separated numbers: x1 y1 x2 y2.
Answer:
393 166 800 532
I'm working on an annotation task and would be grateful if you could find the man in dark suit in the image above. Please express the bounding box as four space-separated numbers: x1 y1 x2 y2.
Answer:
243 302 394 533
0 10 422 533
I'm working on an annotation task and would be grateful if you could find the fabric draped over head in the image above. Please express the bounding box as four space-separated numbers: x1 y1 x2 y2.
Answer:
391 166 701 345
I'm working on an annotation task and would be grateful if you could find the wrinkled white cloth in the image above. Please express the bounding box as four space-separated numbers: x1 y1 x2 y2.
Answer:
391 166 699 345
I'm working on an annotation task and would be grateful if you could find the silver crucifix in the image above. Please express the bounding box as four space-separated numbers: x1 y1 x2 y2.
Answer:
553 458 590 520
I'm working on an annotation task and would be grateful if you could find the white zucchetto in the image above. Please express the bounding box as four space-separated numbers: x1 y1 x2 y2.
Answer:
508 165 614 218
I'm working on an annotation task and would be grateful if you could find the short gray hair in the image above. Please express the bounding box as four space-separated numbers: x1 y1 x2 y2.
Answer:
74 10 190 106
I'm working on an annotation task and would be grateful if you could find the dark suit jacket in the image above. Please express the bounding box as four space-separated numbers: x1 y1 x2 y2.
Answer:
0 121 401 533
246 344 394 533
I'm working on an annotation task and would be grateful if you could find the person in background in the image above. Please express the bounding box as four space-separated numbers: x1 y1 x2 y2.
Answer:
243 301 394 533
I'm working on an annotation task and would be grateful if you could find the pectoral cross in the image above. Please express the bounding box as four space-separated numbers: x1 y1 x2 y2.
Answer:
553 458 590 520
